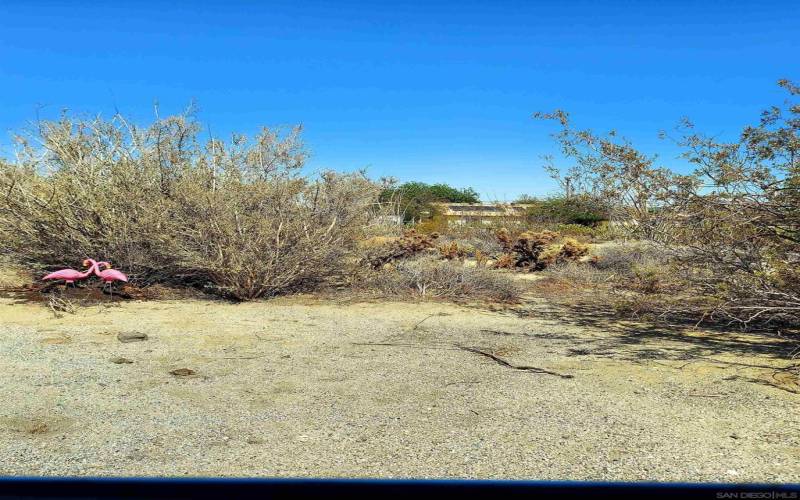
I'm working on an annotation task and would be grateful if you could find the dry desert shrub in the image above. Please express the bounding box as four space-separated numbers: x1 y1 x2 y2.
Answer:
359 229 439 269
172 169 378 299
435 220 513 255
437 241 469 261
438 235 501 259
536 80 800 327
0 257 31 290
0 111 380 300
494 228 561 271
557 238 589 261
592 241 678 294
474 249 489 268
544 240 667 290
591 241 668 274
543 261 616 288
370 255 521 302
492 252 517 270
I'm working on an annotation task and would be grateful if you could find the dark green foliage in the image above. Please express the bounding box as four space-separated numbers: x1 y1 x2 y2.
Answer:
522 195 610 226
380 181 479 222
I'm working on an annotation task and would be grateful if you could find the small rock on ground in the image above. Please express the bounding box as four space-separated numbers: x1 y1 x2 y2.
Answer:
117 331 148 343
169 368 195 377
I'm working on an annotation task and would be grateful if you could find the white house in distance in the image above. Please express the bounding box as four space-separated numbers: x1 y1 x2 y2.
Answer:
431 202 534 225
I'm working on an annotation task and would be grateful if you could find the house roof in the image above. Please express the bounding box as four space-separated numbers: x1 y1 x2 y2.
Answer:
432 203 534 217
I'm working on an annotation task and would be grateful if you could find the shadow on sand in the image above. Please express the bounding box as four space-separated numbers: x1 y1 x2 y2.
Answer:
510 300 800 393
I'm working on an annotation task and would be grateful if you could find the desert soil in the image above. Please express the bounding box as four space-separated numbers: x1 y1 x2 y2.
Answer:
0 292 799 481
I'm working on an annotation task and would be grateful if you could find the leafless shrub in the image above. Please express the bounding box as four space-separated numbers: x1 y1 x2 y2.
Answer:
366 255 521 302
543 261 617 288
47 293 76 318
437 235 502 258
591 241 669 274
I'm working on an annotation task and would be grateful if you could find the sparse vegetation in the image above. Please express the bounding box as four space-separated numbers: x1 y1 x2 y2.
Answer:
536 79 800 329
366 255 521 302
359 229 439 269
492 229 587 271
0 80 798 330
437 241 468 261
0 111 379 300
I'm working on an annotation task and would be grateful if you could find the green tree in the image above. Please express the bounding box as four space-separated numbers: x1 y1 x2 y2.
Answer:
521 194 610 226
380 181 479 222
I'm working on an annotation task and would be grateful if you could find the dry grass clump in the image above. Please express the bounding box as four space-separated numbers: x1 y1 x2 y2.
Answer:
590 242 675 294
368 255 521 302
591 241 667 274
542 261 616 289
0 111 380 300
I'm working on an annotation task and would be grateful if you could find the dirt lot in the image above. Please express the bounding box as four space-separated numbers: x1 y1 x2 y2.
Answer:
0 291 799 481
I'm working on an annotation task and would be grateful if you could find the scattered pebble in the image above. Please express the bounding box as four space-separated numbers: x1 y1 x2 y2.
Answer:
1 300 797 480
169 368 195 377
117 331 148 343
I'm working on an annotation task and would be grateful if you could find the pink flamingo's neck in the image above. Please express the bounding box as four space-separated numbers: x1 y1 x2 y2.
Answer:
94 261 111 276
80 259 99 279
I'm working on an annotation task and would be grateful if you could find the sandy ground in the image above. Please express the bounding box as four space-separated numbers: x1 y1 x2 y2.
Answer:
0 291 799 481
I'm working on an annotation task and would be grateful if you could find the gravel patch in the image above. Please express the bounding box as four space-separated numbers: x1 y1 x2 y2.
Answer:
0 297 798 480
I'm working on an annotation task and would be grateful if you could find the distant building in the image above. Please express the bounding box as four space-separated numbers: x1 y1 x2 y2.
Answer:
431 203 533 225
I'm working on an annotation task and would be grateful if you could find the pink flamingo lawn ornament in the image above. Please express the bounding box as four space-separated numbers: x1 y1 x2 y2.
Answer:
94 261 128 298
42 259 97 287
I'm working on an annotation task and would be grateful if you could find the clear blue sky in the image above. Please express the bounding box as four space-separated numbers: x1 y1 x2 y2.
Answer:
1 1 798 199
